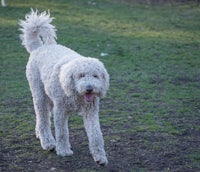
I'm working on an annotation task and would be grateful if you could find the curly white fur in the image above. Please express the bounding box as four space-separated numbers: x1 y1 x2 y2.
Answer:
19 10 109 166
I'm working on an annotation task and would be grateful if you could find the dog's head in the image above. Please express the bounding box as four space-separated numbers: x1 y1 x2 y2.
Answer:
60 57 109 103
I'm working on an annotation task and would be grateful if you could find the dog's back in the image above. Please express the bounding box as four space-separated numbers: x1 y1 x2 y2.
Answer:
27 44 82 85
19 10 82 91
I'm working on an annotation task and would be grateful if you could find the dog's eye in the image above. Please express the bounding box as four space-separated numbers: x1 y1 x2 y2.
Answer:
79 73 85 78
93 74 98 78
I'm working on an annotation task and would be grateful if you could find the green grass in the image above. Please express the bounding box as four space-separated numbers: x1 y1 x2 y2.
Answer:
0 0 200 171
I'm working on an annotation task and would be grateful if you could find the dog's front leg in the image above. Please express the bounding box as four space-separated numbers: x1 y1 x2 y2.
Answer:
83 113 108 166
53 105 73 156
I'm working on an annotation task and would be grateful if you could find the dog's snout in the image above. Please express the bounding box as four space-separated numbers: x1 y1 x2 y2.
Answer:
86 85 93 93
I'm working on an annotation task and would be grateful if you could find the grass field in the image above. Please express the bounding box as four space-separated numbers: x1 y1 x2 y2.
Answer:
0 0 200 171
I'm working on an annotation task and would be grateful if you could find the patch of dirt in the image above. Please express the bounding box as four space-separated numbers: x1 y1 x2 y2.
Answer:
1 97 200 171
1 120 200 171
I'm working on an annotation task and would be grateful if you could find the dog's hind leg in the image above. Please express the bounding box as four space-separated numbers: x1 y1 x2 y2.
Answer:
27 70 55 151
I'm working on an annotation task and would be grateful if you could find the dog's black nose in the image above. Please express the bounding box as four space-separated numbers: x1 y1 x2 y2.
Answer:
86 85 93 93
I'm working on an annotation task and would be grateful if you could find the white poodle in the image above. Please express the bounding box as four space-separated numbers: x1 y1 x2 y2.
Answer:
19 9 109 166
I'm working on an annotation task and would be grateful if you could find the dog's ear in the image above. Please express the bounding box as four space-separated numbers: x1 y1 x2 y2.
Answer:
59 63 75 97
100 67 110 97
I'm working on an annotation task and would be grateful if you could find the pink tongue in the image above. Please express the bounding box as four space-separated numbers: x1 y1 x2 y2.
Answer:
84 94 94 102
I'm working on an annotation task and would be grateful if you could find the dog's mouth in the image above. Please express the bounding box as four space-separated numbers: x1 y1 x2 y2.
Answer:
84 93 95 103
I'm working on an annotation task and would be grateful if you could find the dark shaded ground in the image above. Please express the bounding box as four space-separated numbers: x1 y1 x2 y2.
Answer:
0 97 200 172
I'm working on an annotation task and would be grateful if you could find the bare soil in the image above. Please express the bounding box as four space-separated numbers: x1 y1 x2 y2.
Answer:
0 99 199 172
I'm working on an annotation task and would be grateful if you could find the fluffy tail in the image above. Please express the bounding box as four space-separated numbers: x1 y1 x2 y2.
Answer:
19 9 57 53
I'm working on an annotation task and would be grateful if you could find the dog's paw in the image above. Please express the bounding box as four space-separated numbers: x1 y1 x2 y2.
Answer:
41 138 56 151
93 154 108 166
56 148 73 157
